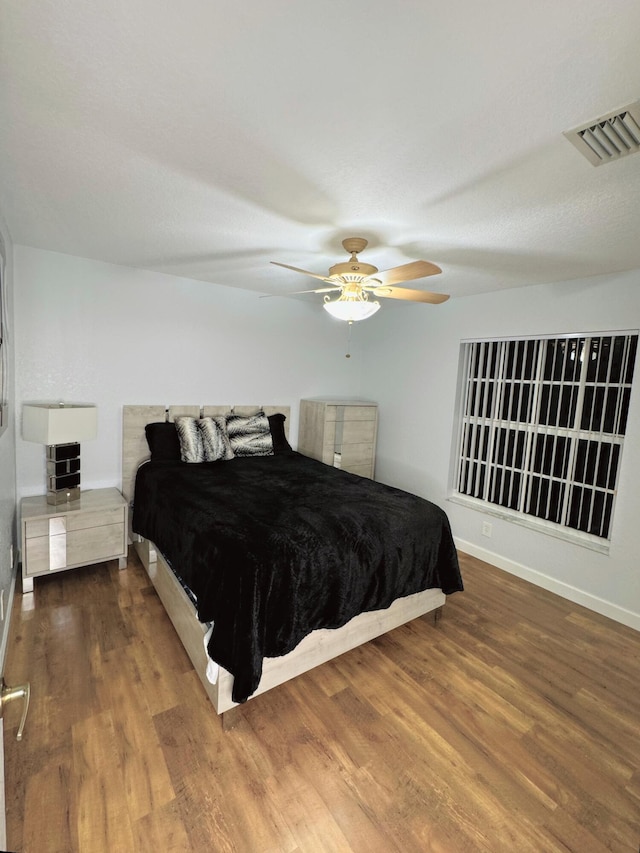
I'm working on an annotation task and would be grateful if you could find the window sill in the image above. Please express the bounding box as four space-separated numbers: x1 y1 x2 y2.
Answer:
447 493 611 555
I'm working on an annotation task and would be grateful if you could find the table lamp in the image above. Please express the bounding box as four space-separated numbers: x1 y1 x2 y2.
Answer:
22 403 97 506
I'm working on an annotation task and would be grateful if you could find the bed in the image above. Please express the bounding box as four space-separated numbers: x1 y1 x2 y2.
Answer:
122 404 462 725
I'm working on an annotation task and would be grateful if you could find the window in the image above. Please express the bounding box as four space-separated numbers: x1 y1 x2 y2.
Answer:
452 333 638 548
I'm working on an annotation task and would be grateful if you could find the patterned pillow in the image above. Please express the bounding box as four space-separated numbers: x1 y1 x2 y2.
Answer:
225 411 274 457
198 416 235 462
174 416 205 463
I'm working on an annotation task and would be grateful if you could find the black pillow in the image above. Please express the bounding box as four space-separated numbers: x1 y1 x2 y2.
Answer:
145 422 181 461
268 413 293 454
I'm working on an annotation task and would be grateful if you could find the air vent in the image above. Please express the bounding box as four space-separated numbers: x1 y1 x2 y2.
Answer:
564 102 640 166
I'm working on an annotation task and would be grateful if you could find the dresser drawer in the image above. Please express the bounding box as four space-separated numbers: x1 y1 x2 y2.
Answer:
340 420 377 445
325 405 377 422
335 444 374 470
321 420 376 454
342 463 374 478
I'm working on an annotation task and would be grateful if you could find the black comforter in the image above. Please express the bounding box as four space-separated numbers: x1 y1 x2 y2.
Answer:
132 452 462 702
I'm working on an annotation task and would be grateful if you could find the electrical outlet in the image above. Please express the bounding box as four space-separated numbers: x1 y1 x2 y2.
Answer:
482 521 493 538
9 543 14 567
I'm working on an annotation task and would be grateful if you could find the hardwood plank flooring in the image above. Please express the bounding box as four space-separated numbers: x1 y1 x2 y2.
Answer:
3 550 639 852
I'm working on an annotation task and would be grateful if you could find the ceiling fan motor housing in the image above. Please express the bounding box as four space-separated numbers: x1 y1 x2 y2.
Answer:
329 260 378 279
328 237 378 279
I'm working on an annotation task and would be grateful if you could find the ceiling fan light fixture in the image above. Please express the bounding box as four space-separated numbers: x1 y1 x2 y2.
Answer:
323 290 381 322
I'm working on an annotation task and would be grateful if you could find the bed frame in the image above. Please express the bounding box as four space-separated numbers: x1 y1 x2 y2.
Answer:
122 404 446 726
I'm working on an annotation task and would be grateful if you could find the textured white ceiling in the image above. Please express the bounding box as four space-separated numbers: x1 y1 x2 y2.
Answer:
1 0 639 301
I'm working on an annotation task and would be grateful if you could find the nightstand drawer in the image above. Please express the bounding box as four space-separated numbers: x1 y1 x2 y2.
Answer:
24 522 126 576
24 506 125 539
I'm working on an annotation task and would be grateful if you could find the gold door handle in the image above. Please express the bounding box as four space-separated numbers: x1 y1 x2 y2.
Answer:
0 678 31 741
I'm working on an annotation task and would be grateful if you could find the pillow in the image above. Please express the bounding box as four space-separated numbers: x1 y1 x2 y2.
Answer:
198 416 235 462
225 411 274 457
145 422 181 462
174 415 236 463
174 416 206 463
267 413 292 454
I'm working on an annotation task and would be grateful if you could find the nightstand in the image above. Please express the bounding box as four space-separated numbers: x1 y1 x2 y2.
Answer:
20 487 128 593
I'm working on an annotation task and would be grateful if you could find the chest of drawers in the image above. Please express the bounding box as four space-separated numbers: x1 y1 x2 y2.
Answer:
298 398 378 479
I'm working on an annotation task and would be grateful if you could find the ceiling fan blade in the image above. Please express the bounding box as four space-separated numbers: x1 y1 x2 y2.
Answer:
289 286 339 294
270 261 334 283
363 260 442 286
371 286 449 304
259 285 339 298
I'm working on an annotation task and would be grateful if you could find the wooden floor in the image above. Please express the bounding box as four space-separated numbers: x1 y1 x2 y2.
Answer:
4 550 640 852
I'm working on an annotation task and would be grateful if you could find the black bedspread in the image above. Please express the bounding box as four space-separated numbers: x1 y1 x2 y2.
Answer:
132 452 462 702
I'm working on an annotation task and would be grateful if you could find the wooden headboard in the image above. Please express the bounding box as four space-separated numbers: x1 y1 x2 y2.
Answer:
122 404 291 505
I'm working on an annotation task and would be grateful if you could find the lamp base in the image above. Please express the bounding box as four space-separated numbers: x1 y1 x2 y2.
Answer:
46 486 81 506
46 443 82 506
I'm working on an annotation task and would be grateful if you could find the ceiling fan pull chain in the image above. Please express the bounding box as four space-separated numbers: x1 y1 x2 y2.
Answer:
346 320 353 358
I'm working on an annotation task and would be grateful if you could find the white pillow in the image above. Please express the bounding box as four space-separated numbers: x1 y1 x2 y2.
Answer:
198 416 235 462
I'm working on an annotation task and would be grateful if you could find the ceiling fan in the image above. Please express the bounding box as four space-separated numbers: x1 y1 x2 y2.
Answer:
271 238 449 322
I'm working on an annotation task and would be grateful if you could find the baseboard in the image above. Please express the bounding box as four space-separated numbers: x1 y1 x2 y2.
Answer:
0 563 17 677
0 557 16 853
0 561 18 675
0 718 5 852
455 537 640 632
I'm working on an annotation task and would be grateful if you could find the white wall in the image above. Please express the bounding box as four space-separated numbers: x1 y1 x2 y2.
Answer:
13 246 363 497
359 271 640 629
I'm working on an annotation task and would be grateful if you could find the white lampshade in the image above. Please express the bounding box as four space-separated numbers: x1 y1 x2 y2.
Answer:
323 295 381 322
22 404 98 445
